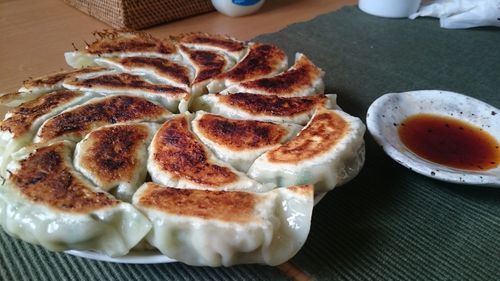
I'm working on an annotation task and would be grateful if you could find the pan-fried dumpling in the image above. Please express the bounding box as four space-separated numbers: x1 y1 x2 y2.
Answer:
0 141 152 257
0 92 43 108
0 90 91 175
132 182 313 266
74 123 159 202
175 32 247 61
223 53 325 97
179 45 233 96
192 111 302 172
94 57 194 92
207 43 288 93
248 109 366 193
194 93 338 125
62 72 190 112
19 67 111 95
148 114 266 192
35 95 171 143
65 30 179 68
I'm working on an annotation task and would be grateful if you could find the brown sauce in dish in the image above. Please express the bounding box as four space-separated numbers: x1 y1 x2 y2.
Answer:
398 113 500 171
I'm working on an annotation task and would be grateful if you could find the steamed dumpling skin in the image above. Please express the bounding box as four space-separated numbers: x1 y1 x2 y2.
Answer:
0 141 152 257
133 182 313 266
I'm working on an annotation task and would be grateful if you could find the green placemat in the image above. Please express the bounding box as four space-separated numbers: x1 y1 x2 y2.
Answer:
1 6 499 281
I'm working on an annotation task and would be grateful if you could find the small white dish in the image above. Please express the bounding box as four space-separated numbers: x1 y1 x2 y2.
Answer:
65 192 327 263
211 0 265 17
367 90 500 187
359 0 421 18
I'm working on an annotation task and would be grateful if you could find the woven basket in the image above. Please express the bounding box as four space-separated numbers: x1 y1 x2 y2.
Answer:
64 0 215 30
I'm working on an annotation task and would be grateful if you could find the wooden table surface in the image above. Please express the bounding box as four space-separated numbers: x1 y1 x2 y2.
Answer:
0 0 356 95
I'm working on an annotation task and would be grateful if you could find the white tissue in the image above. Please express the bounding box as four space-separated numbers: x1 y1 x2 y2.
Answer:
410 0 500 29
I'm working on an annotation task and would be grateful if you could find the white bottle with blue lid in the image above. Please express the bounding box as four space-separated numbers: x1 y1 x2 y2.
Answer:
211 0 265 17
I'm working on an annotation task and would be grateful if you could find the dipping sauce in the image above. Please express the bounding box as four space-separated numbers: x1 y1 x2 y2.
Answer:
398 113 500 171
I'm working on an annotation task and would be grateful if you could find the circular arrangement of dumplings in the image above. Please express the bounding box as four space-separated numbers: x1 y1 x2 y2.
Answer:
0 30 366 266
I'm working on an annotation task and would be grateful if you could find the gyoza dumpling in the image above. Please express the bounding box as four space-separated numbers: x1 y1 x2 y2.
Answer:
0 90 91 175
148 114 266 192
19 66 111 95
248 109 366 193
175 32 247 61
65 30 179 68
35 95 171 143
0 68 109 107
0 92 42 108
179 45 233 96
192 111 301 172
62 72 190 112
207 43 288 93
74 122 159 202
0 141 152 257
94 57 194 92
222 53 325 97
132 182 313 266
194 93 338 125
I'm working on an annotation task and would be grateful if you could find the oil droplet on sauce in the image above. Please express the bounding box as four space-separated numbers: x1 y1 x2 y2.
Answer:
398 113 500 171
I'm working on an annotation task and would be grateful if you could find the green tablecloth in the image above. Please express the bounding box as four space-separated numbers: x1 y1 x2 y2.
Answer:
1 6 499 281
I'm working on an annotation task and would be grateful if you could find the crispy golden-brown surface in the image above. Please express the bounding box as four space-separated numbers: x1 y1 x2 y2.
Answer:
106 57 190 86
64 73 187 95
86 30 176 55
217 43 286 82
196 113 288 151
0 90 83 137
180 46 228 84
237 54 322 95
137 182 259 223
78 124 150 185
268 110 350 163
10 142 119 213
22 67 108 89
37 95 169 142
152 115 238 187
218 93 328 117
176 32 245 53
286 184 314 197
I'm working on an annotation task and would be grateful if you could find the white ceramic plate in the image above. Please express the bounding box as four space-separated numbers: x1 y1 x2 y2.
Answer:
65 192 327 264
367 90 500 187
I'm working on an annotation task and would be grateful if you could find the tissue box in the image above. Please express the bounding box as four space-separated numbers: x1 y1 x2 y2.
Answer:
64 0 215 30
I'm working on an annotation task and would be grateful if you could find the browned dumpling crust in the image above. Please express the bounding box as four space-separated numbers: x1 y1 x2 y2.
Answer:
195 113 289 151
63 73 188 96
77 123 151 187
180 46 229 85
215 43 287 83
22 67 109 91
176 32 246 55
136 182 260 223
267 110 350 163
0 90 84 137
236 54 324 96
9 142 119 213
151 115 239 187
99 57 191 87
86 30 177 55
217 93 330 117
36 95 170 143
